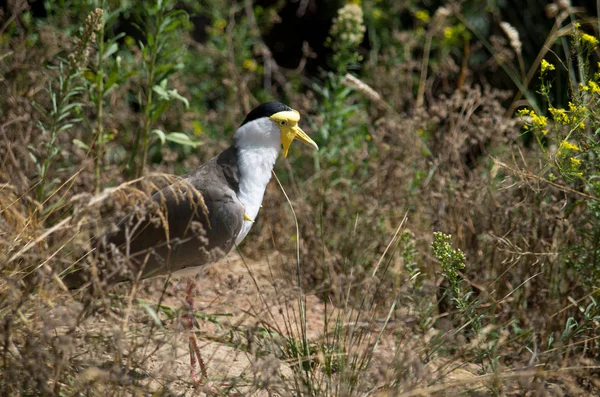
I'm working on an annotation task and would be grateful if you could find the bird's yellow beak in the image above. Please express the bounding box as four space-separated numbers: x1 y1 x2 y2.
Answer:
270 110 319 157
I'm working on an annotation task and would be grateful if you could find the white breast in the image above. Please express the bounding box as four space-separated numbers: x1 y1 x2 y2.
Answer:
233 118 281 245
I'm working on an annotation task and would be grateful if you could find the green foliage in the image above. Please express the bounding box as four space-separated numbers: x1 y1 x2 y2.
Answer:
432 232 482 335
325 3 366 74
432 232 465 287
33 8 103 203
556 297 600 348
127 0 195 177
401 230 420 290
312 3 371 183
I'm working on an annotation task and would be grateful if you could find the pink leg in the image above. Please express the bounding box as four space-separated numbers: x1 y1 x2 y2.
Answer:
184 278 208 383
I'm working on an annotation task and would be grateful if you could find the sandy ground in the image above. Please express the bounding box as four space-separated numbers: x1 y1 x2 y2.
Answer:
64 252 490 396
99 252 352 395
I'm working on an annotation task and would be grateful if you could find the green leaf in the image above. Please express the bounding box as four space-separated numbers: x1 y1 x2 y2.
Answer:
164 132 201 147
72 139 89 150
147 32 155 47
151 129 166 144
103 42 119 60
140 301 163 327
58 123 74 132
167 88 189 109
150 101 170 123
152 84 189 109
152 84 169 100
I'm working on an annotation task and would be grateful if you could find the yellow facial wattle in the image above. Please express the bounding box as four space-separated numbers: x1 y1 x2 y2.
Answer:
270 110 318 157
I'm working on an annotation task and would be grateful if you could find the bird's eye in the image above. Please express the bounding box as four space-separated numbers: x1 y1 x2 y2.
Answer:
279 120 287 126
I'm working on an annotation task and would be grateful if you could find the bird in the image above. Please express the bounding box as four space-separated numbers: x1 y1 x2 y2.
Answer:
63 101 318 382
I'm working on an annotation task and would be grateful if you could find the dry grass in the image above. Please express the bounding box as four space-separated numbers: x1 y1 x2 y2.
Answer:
1 1 600 396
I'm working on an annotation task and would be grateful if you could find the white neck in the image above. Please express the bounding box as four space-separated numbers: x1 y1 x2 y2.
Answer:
234 118 281 245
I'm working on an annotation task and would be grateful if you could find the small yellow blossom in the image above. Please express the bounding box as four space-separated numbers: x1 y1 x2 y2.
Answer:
443 25 469 42
192 120 203 136
541 59 555 73
560 140 580 151
587 80 600 93
213 18 227 33
581 33 599 48
577 171 584 178
242 59 257 71
548 107 569 124
579 121 586 129
568 102 586 118
518 108 549 135
570 157 581 167
531 112 548 134
444 27 452 39
415 10 430 23
124 35 135 47
574 23 581 29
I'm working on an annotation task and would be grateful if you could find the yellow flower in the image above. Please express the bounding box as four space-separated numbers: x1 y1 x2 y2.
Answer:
242 59 258 71
444 26 453 39
518 108 548 134
548 107 569 124
530 111 548 132
415 10 430 23
587 80 600 93
560 140 580 151
213 18 227 33
570 157 581 167
579 121 586 129
192 120 203 136
577 171 584 178
581 33 599 48
541 59 555 73
443 24 470 42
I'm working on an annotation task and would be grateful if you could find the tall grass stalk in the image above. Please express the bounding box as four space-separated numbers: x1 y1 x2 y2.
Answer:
35 9 103 203
92 0 106 194
273 171 311 385
36 62 83 203
92 1 106 194
128 3 164 177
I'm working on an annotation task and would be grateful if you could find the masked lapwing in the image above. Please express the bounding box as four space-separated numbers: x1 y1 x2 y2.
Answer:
64 102 318 382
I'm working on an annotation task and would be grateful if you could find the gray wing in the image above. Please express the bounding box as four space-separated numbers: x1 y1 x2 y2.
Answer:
63 180 244 288
105 181 245 280
62 146 243 288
